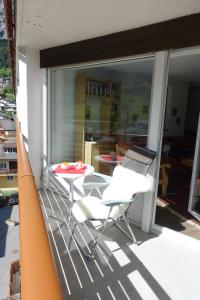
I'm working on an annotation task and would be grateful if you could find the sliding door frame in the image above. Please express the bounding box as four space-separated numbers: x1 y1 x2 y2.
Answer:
152 46 200 231
142 51 169 232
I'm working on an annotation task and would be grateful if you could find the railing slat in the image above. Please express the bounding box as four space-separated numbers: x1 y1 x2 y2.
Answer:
16 117 64 300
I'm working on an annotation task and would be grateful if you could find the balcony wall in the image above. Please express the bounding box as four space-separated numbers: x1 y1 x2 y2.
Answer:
16 117 64 300
17 48 43 187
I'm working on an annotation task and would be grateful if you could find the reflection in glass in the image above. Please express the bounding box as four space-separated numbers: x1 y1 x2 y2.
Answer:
51 57 154 175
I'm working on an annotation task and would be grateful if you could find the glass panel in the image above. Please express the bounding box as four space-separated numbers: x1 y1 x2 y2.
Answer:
155 48 200 230
50 57 154 175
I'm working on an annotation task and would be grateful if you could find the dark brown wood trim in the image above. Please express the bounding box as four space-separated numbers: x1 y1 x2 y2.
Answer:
40 12 200 68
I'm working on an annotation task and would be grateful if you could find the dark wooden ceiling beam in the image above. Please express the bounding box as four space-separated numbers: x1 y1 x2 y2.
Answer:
40 12 200 68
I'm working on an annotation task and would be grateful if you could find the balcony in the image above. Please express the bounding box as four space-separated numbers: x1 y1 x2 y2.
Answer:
39 185 164 299
15 119 200 300
38 182 200 300
0 169 17 174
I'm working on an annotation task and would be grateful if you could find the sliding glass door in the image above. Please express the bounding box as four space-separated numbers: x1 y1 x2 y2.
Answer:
50 56 154 177
49 51 176 232
49 55 159 229
155 47 200 231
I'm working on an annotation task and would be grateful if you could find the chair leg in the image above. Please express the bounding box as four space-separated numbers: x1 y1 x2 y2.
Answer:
122 211 137 244
89 207 113 258
114 209 137 244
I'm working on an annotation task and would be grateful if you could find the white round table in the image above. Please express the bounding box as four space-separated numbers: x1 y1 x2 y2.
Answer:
95 154 124 174
48 162 94 178
46 163 94 197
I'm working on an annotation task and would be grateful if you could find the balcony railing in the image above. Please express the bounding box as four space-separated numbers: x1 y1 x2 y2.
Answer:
16 117 64 300
0 169 17 174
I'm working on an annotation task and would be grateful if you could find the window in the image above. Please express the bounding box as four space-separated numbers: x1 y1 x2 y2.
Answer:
4 147 17 153
0 162 6 169
9 161 17 170
7 176 13 181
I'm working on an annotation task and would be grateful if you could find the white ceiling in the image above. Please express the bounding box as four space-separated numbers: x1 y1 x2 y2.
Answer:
17 0 200 50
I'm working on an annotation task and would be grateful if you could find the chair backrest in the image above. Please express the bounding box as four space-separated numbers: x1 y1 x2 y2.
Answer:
122 146 156 175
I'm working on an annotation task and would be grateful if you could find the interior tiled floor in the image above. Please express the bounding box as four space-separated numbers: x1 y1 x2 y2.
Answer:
39 177 200 300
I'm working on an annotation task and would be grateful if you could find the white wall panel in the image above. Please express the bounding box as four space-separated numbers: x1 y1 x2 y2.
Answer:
16 47 43 187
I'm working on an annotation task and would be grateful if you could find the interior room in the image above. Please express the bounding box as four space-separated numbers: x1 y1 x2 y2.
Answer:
156 49 200 236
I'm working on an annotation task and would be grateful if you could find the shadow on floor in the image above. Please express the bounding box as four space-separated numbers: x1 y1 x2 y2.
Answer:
52 221 171 300
155 205 186 232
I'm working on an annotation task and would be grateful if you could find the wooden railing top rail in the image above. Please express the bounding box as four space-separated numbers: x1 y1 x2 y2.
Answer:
16 117 64 300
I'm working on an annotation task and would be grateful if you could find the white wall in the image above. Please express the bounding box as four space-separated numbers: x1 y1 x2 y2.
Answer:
164 80 189 137
16 47 42 187
185 86 200 133
16 48 28 139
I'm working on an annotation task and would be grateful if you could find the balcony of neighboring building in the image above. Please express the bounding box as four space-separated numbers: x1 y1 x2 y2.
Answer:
0 145 16 159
